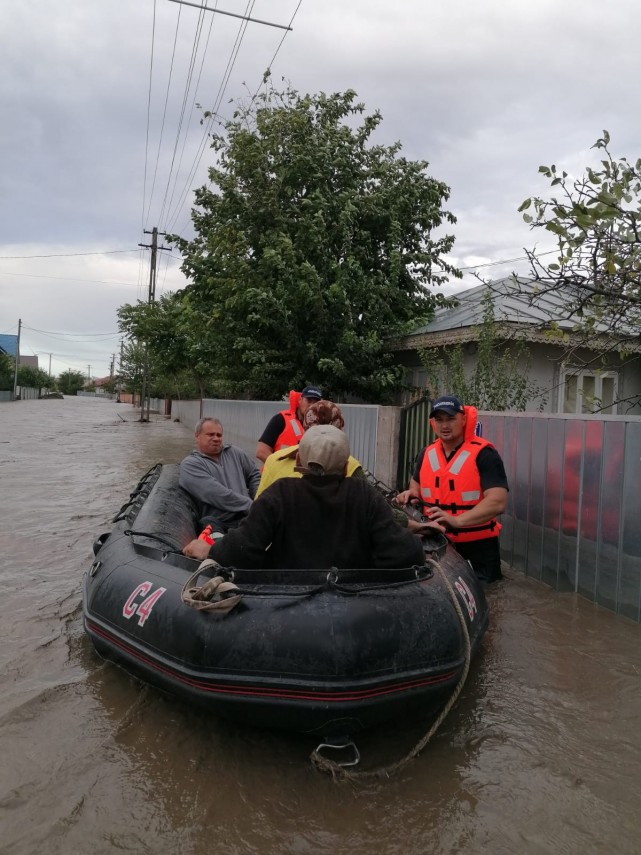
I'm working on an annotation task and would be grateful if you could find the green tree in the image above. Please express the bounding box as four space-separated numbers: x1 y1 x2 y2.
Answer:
118 340 146 397
0 353 14 390
17 365 52 392
517 131 641 406
57 370 86 395
419 288 546 411
168 85 459 402
118 291 219 398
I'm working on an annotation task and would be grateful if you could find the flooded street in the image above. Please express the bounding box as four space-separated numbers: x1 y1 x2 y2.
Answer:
1 396 640 854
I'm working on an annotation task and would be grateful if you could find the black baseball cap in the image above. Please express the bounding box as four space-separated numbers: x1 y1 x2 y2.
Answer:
430 395 465 416
301 386 322 400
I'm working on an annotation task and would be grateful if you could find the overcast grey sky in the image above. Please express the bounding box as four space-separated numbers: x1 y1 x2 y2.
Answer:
1 0 638 379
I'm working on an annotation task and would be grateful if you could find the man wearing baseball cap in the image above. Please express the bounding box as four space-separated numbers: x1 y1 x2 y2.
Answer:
185 425 425 569
255 386 323 464
395 394 509 582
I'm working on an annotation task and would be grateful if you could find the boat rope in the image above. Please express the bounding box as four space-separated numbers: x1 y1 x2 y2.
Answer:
310 555 472 782
123 530 184 554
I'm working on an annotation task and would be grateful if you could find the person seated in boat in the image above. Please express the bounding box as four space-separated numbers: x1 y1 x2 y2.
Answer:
179 417 261 534
183 425 426 569
255 400 359 497
255 385 323 464
255 399 435 536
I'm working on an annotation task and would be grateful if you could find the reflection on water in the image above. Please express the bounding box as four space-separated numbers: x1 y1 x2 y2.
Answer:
1 397 640 854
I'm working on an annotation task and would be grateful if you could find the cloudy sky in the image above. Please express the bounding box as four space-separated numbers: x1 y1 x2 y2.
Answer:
1 0 638 379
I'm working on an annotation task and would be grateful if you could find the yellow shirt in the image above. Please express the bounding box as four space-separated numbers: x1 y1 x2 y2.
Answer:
256 445 362 498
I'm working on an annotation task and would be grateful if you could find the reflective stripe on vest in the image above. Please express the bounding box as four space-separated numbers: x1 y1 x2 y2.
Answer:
288 419 303 438
427 447 440 472
449 450 470 475
461 490 481 501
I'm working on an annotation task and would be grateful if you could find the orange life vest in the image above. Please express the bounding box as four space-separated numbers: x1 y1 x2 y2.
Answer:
419 405 501 543
274 390 304 451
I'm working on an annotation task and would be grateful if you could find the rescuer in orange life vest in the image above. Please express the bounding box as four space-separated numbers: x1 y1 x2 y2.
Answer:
255 386 322 464
395 395 509 583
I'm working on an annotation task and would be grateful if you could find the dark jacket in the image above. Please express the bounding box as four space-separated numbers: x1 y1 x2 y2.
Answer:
208 475 424 570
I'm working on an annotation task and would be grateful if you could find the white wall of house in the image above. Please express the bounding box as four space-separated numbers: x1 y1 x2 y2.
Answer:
401 340 641 416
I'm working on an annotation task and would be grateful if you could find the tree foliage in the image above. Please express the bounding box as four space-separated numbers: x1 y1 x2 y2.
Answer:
57 370 87 395
167 85 459 401
17 365 51 391
419 288 546 411
517 131 641 368
118 291 219 398
0 353 14 390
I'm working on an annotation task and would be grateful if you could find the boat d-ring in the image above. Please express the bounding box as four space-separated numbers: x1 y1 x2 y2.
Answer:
89 559 102 577
314 737 361 767
326 569 339 585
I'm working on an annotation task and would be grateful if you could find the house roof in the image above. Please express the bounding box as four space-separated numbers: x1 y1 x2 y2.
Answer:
0 334 18 357
394 277 640 351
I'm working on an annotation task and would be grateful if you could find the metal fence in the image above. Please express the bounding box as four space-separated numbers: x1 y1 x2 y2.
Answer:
481 412 641 622
199 399 380 473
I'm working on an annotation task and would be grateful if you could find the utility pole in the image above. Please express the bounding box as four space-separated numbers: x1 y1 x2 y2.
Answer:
137 227 170 422
117 339 124 403
12 318 21 401
48 353 52 377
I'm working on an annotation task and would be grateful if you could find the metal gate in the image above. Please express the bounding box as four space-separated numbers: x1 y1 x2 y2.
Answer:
396 396 433 489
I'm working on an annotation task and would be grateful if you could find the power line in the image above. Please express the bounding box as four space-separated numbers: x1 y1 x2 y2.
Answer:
0 270 140 286
23 325 119 338
459 249 557 271
0 249 140 260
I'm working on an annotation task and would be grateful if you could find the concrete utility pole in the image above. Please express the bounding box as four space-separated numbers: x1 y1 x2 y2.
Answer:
12 318 21 401
137 227 170 422
116 339 124 403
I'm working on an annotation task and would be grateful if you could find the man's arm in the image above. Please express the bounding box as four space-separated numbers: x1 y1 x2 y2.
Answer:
394 477 421 507
367 489 425 568
425 486 508 530
204 491 280 567
255 442 274 465
255 413 286 463
179 455 252 515
240 449 262 498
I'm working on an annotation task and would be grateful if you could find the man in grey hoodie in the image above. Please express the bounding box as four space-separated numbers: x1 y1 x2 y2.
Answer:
179 417 261 533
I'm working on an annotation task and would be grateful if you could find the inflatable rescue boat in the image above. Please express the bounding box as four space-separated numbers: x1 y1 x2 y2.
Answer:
83 464 488 739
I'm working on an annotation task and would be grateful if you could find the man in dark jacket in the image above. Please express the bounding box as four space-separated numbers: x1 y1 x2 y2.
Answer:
183 425 425 569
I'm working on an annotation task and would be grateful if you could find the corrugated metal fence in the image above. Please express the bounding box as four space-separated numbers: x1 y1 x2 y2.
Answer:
482 412 641 622
198 399 380 474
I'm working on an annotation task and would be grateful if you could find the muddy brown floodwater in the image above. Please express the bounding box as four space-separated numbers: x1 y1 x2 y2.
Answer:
1 396 640 854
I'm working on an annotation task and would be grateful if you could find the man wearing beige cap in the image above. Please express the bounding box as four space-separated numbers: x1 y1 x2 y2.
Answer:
183 425 424 569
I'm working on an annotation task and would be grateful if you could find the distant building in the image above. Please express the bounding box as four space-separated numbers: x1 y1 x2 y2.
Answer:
0 334 39 369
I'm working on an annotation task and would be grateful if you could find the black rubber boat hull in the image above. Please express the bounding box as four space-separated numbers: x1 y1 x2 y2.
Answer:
83 464 489 736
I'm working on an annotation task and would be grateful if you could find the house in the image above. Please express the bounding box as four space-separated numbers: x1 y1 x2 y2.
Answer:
391 278 641 415
0 334 39 369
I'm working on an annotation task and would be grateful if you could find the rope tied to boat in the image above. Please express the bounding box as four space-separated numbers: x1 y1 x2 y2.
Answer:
181 559 243 613
310 554 472 782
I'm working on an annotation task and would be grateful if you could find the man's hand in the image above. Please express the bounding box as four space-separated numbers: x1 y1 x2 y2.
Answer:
183 539 212 560
394 490 420 506
424 506 457 530
407 519 447 535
